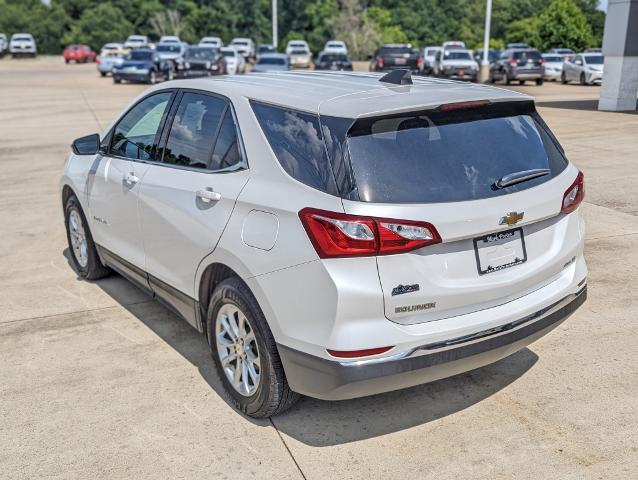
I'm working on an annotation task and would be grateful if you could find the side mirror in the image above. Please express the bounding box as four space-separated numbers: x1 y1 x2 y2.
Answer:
72 133 100 155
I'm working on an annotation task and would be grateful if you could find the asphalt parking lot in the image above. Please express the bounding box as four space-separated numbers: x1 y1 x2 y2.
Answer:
1 57 637 479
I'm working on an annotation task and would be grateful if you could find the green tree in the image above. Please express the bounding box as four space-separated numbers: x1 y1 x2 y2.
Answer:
62 3 133 51
506 17 542 48
181 4 232 44
538 0 594 51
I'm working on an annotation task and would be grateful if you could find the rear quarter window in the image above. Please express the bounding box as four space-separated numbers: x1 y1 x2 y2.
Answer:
250 101 339 196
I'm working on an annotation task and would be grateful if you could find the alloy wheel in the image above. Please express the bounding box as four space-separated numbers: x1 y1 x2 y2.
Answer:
215 304 261 397
68 208 88 268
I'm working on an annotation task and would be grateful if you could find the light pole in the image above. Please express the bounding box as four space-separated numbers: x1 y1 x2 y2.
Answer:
479 0 492 83
272 0 278 49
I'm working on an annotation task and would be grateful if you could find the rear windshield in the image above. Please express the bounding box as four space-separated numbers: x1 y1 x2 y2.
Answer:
378 46 411 55
514 50 541 60
221 50 234 57
258 57 285 65
319 54 348 62
444 51 472 60
291 49 309 55
543 55 563 62
13 36 32 41
157 44 180 52
128 51 153 60
341 102 568 203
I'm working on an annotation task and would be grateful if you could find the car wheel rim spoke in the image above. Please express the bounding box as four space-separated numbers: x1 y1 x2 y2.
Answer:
215 303 261 397
69 209 88 268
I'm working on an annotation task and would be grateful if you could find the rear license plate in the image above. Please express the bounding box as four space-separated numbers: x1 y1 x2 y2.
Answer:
395 58 406 65
458 69 465 76
473 228 527 275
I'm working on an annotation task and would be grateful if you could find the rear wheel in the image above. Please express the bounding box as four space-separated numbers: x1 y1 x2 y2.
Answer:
535 77 544 86
113 77 121 84
64 194 110 280
148 70 156 84
100 72 106 77
519 79 526 85
561 71 568 84
207 277 300 418
505 74 512 85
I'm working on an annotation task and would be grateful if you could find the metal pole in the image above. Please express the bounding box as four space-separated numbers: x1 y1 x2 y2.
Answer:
479 0 492 82
272 0 278 48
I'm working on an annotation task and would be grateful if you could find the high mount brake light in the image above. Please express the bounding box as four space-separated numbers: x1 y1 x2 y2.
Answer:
299 208 441 259
561 171 585 214
439 100 490 111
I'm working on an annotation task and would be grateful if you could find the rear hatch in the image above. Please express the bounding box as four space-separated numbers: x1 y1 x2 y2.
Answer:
513 50 543 72
328 101 581 325
378 46 418 69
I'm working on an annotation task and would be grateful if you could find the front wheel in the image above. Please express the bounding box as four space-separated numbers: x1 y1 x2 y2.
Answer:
536 77 544 86
100 71 106 77
207 278 300 418
561 71 568 84
580 72 586 85
64 194 110 280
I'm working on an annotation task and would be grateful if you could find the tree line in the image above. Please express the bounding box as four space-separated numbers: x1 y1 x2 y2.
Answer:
0 0 604 58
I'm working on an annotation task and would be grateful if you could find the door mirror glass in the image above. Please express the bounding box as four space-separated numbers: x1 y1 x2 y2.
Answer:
72 133 100 155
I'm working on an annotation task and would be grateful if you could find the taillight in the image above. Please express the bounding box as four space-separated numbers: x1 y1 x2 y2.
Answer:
561 171 585 214
299 208 441 258
377 56 384 69
510 60 518 66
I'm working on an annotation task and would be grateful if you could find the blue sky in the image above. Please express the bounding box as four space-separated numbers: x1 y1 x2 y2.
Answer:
599 0 607 11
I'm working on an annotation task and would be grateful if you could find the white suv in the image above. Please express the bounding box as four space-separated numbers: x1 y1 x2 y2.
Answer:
9 33 37 57
61 70 587 417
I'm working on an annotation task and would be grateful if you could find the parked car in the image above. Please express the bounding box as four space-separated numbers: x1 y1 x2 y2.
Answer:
542 53 564 81
506 42 529 49
156 41 186 68
549 48 575 61
123 35 149 50
323 40 348 55
159 36 180 44
0 33 7 57
251 53 289 72
490 48 544 85
433 48 478 81
9 33 37 58
256 44 276 62
112 48 173 84
100 43 124 57
230 38 255 60
561 53 604 85
370 44 420 72
474 48 501 65
61 71 587 418
221 47 246 75
97 51 125 77
288 46 312 69
442 40 466 49
420 46 442 74
314 52 352 71
199 37 223 49
285 40 310 56
63 44 96 64
176 46 225 77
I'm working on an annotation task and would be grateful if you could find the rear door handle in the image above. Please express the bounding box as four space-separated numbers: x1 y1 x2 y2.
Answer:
196 188 222 203
124 172 139 185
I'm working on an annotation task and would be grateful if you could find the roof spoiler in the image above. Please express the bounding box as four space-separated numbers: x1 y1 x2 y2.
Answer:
379 69 413 86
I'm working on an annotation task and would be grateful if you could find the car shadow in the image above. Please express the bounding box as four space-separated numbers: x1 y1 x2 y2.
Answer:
536 98 638 114
81 254 538 446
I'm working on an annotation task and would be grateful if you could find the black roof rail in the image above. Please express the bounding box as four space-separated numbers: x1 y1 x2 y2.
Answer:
379 69 413 85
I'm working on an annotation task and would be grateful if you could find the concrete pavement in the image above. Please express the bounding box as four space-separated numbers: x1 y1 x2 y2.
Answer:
1 57 637 479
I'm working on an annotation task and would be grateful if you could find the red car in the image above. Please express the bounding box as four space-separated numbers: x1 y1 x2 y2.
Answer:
63 44 96 63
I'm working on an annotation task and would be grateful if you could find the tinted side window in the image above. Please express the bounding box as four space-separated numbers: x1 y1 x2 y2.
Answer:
111 92 172 160
162 93 226 169
210 110 242 171
251 101 338 195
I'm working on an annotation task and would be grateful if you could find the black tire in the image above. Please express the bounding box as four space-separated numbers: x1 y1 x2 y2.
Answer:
519 79 526 85
580 72 586 86
65 59 69 64
561 71 567 84
505 73 512 85
206 277 300 418
536 77 544 86
113 77 121 84
64 194 110 280
489 71 495 83
100 71 106 77
148 70 156 84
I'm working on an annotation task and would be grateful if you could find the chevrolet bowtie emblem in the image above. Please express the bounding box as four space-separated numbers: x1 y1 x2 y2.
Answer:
499 211 524 226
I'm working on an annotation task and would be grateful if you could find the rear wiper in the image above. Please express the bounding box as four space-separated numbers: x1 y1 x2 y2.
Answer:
493 168 550 189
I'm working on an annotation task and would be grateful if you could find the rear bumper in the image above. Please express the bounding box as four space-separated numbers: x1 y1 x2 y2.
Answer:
512 72 543 80
279 286 586 400
113 72 150 82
